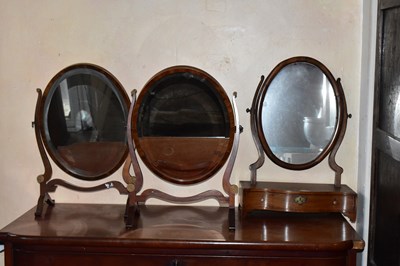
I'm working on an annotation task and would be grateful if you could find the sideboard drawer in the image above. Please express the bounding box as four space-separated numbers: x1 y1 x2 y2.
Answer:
13 248 347 266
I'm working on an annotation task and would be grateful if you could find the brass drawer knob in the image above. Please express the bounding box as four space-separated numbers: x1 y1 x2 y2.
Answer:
294 195 307 205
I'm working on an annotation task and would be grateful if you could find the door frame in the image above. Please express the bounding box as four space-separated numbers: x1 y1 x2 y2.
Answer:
357 0 378 265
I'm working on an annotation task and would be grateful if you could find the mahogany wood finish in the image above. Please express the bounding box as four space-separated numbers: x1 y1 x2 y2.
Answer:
57 142 126 175
37 63 130 180
0 203 364 266
240 181 357 222
241 57 356 223
126 66 239 229
131 65 235 185
255 56 349 179
136 137 230 183
34 63 131 218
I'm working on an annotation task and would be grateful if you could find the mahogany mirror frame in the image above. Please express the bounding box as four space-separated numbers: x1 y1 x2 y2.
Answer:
239 57 357 222
250 56 349 186
34 63 131 217
125 65 240 230
132 65 235 185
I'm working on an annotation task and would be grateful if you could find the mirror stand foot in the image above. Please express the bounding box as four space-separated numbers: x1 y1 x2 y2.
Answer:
125 204 140 229
229 207 235 231
45 197 55 207
35 193 54 217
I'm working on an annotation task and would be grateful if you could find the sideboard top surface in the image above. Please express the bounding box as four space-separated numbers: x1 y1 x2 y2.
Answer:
0 203 364 252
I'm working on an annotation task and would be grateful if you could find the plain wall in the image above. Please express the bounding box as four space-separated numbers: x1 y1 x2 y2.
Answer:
0 1 364 265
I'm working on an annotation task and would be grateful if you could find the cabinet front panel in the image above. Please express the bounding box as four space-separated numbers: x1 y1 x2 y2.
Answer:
14 249 347 266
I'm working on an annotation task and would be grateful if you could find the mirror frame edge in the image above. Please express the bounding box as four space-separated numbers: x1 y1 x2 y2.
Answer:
255 56 347 171
38 63 131 181
131 65 236 185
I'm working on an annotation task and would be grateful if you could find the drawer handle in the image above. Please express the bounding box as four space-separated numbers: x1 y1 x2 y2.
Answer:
294 195 307 205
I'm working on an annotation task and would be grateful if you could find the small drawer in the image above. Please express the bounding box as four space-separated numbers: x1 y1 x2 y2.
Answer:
239 181 357 222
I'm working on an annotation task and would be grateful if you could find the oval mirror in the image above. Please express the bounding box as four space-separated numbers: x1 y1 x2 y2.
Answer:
40 63 130 180
258 57 342 169
132 66 235 184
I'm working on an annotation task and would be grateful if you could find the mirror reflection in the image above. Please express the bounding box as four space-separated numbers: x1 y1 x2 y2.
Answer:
137 73 229 137
261 62 337 165
43 67 128 179
134 67 234 184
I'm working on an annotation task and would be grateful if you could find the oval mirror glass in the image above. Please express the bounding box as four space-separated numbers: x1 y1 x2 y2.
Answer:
41 64 130 180
133 66 235 184
259 58 339 168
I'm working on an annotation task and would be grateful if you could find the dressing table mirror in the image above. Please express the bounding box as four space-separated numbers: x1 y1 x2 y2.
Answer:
34 63 131 216
239 57 357 221
125 65 240 229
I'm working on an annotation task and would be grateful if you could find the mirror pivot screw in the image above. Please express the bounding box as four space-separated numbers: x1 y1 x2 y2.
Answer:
127 184 135 192
230 185 239 194
37 175 45 183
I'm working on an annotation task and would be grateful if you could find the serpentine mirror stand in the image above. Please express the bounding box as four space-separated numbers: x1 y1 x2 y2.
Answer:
33 64 131 218
248 76 347 186
33 90 129 216
125 66 240 230
239 57 357 222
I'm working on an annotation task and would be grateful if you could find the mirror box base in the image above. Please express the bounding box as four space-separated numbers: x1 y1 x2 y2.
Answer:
239 181 357 222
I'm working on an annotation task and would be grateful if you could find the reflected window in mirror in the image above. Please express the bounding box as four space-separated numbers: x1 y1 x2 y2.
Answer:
41 64 130 180
261 62 337 165
253 56 347 171
240 56 355 221
34 63 131 218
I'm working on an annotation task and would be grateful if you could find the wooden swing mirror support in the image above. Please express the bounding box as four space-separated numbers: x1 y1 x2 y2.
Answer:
34 63 131 217
240 56 357 222
125 66 240 230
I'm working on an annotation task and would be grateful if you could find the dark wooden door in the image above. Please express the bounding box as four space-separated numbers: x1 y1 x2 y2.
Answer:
369 1 400 265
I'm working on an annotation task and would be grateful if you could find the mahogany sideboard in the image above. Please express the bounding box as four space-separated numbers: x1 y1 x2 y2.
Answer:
0 203 364 266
